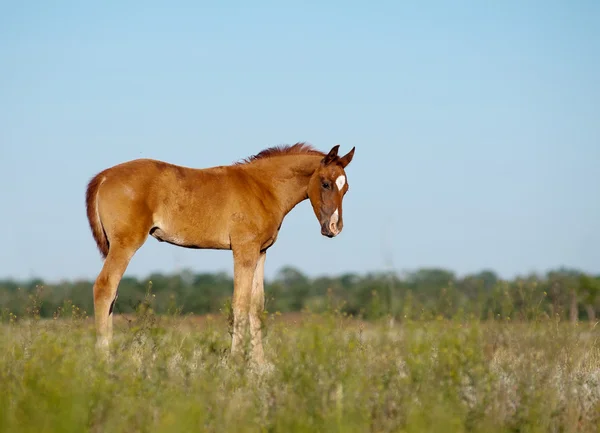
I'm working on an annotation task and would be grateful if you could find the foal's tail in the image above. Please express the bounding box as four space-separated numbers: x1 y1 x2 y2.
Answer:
85 173 109 259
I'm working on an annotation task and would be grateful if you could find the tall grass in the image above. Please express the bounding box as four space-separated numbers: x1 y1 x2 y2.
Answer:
1 294 600 432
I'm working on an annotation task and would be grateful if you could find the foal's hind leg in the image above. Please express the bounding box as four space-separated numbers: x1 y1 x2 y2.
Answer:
93 238 145 350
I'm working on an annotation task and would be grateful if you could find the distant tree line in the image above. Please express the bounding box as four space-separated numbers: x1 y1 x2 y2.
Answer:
1 266 599 322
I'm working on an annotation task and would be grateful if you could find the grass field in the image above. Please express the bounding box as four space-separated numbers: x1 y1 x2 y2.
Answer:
1 305 600 433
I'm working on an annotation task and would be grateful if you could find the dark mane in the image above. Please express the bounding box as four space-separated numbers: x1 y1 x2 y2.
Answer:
236 142 325 165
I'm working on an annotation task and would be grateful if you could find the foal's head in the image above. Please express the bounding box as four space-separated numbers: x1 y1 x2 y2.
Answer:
308 145 355 238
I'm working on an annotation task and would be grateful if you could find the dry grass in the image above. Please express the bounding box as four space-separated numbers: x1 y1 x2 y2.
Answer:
1 308 600 432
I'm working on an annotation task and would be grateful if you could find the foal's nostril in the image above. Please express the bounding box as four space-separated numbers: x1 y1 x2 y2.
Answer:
321 222 335 238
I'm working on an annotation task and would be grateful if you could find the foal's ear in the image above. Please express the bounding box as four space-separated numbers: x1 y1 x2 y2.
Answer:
322 144 340 166
339 146 355 168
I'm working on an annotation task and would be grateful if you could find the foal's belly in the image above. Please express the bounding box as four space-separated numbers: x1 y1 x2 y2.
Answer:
144 168 236 250
149 216 232 250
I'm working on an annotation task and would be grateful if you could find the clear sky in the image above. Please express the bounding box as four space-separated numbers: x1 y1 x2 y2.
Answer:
1 0 599 283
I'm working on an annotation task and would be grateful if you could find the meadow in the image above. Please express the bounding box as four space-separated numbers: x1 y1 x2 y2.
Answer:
2 296 600 433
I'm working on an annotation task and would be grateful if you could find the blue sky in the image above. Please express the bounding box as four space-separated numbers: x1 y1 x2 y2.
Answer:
1 0 598 283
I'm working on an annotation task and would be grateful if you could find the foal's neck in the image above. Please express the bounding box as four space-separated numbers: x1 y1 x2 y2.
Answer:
249 154 322 216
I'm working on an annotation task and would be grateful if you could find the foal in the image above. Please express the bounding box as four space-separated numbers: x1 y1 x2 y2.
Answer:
85 142 355 363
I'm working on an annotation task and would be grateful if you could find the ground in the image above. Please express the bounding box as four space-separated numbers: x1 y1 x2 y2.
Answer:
1 310 600 432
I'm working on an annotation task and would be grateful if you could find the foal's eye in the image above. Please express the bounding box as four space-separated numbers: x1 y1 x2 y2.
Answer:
322 181 331 190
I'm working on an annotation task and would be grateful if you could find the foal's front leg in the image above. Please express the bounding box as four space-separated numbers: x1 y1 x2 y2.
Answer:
249 252 267 364
230 245 260 361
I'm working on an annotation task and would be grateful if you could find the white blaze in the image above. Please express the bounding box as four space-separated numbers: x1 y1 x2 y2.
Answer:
330 208 339 227
335 175 346 190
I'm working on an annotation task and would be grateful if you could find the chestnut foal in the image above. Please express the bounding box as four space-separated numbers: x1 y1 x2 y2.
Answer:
85 143 355 364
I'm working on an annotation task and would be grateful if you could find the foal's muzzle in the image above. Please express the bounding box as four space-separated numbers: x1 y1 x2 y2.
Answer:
320 207 342 238
321 223 336 238
321 220 341 238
